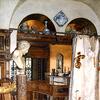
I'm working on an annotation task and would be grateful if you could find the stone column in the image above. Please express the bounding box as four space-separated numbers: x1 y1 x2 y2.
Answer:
16 74 27 100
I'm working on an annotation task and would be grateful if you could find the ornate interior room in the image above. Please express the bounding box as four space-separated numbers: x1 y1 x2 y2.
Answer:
0 0 100 100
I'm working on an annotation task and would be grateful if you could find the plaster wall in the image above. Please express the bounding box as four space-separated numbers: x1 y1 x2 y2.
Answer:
75 0 100 19
0 0 19 29
10 0 100 35
0 0 100 35
50 44 72 73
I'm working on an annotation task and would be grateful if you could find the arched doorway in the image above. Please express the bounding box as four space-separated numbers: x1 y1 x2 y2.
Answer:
10 14 56 81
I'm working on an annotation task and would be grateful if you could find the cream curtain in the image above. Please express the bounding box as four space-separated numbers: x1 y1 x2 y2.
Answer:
69 35 99 100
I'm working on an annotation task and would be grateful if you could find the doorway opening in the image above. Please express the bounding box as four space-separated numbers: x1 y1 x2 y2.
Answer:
10 14 56 81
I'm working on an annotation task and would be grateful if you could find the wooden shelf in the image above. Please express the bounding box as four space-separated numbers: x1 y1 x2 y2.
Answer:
17 32 73 45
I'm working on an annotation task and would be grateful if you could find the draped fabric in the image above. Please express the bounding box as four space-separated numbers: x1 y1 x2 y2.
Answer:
70 35 99 100
10 30 17 54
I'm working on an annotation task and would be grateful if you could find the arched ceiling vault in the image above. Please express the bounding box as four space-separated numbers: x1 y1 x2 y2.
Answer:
0 0 100 35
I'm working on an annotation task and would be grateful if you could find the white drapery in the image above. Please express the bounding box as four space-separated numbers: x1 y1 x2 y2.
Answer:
69 35 99 100
10 30 17 54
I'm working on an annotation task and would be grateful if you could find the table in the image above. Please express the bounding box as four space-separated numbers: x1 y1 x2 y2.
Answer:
27 80 69 100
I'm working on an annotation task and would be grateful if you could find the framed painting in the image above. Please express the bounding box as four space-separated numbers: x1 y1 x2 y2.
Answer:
56 53 64 73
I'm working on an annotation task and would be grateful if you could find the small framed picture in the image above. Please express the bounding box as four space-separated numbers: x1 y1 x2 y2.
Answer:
53 10 68 27
56 53 64 73
0 35 5 52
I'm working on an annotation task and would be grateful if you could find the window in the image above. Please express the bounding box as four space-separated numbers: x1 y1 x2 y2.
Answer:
10 58 32 81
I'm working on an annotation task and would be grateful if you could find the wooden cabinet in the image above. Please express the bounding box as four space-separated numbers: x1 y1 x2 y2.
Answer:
0 31 10 60
0 30 10 79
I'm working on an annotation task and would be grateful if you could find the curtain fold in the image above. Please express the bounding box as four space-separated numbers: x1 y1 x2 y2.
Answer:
69 35 99 100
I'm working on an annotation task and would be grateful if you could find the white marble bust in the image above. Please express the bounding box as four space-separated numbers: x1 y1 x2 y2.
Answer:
12 40 30 74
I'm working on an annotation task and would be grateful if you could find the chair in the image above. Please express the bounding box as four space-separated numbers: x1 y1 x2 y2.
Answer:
0 78 16 100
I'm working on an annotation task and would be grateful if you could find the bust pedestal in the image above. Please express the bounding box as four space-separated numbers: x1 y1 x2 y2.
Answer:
16 74 27 100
